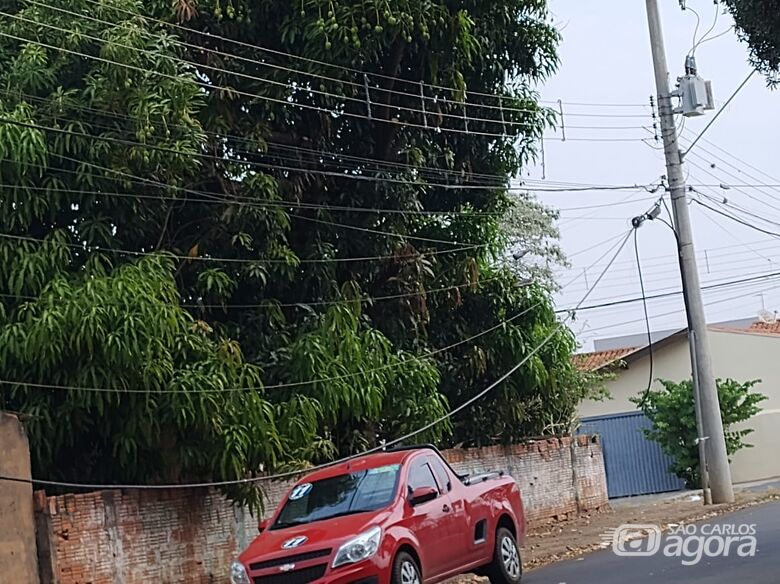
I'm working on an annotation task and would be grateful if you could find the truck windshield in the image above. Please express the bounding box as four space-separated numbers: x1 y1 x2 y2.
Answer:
272 464 400 529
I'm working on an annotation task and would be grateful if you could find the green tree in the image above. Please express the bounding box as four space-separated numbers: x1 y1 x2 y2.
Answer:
0 0 588 501
723 0 780 85
632 378 767 487
501 193 566 290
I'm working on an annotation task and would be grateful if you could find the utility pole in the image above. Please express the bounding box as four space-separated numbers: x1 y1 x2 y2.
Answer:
645 0 734 503
689 330 712 505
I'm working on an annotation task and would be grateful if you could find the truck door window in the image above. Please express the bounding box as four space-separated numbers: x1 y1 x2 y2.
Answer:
408 461 439 495
429 457 452 493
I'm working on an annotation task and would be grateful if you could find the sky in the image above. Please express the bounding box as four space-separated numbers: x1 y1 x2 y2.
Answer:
525 0 780 351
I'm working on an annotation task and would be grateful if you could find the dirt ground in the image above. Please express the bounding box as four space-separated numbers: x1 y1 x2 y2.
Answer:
454 487 780 582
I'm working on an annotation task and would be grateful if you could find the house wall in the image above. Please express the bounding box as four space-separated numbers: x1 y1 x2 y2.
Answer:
709 331 780 483
579 330 780 484
578 338 692 418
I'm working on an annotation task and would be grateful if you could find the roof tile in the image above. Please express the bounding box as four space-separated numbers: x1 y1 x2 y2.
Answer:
748 321 780 334
573 347 637 372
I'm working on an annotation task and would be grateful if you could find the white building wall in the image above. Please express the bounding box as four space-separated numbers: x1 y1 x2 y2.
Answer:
578 329 780 484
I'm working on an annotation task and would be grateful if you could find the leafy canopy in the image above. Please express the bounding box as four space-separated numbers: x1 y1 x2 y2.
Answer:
723 0 780 85
0 0 593 504
632 378 767 487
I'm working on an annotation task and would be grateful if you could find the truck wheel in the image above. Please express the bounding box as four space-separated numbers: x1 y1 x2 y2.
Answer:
487 527 522 584
392 552 421 584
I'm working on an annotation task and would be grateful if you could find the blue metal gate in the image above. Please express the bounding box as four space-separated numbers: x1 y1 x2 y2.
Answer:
579 412 685 498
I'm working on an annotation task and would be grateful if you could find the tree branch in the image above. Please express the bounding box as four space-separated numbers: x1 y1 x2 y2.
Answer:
373 38 407 160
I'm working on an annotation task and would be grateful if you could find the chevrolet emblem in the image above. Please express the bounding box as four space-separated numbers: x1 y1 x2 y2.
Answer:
279 564 296 572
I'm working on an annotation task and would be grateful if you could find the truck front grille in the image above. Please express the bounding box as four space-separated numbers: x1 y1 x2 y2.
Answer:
250 549 332 571
252 564 327 584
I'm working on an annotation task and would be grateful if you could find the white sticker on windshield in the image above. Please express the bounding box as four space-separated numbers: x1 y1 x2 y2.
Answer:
289 483 312 500
367 464 400 475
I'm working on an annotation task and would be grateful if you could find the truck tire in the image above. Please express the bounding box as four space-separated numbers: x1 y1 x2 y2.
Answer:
487 527 522 584
392 552 422 584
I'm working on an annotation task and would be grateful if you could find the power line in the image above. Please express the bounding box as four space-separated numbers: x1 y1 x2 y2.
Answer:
694 26 737 51
0 117 656 195
0 222 633 489
563 247 780 292
694 136 780 185
0 17 651 143
681 69 757 159
0 301 542 395
633 227 653 407
646 133 780 232
67 0 649 113
0 275 508 311
0 233 635 396
680 140 780 232
578 278 780 339
0 182 659 220
559 268 780 313
564 234 780 276
0 28 511 141
693 198 780 239
0 232 487 265
562 258 780 307
0 185 507 218
568 275 776 320
680 135 780 203
680 141 780 217
691 185 780 234
0 87 559 189
566 231 636 259
561 238 780 287
0 139 644 201
0 116 506 194
689 1 720 56
23 1 653 132
685 4 703 55
1 148 489 248
0 234 634 400
691 193 778 268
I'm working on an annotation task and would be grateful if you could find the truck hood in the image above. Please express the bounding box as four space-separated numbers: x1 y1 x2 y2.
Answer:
240 510 390 566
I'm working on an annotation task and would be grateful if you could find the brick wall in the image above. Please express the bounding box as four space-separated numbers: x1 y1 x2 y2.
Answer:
34 489 254 584
255 437 607 523
442 436 607 524
34 437 607 584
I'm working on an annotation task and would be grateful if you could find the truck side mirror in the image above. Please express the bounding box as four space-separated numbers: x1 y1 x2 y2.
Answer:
258 518 270 533
408 486 438 506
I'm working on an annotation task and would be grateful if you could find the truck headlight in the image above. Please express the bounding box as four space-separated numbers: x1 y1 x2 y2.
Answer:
230 560 250 584
332 526 382 568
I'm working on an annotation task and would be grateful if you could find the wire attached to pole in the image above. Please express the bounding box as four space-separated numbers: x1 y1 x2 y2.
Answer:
633 227 655 408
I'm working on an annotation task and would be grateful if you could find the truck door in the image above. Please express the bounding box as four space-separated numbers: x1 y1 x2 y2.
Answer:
405 457 458 579
428 456 478 565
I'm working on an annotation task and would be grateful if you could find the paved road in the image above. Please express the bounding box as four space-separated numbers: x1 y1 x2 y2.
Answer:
527 500 780 584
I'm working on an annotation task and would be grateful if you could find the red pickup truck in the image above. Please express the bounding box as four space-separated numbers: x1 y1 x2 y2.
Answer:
230 445 525 584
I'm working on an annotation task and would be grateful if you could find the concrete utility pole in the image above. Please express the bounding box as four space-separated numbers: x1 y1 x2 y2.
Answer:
689 330 712 505
644 0 734 504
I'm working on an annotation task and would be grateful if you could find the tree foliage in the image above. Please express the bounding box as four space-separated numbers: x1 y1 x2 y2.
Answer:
723 0 780 85
0 0 593 503
632 378 767 488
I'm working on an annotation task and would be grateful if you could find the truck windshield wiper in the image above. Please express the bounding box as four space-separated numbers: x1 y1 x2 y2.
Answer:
322 508 373 520
273 508 373 530
271 520 307 530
